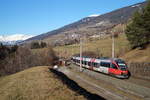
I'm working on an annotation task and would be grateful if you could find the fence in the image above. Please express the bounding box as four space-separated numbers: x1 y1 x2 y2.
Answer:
128 62 150 80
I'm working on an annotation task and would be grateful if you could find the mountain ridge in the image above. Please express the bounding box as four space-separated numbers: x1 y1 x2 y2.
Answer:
0 34 34 45
23 1 147 44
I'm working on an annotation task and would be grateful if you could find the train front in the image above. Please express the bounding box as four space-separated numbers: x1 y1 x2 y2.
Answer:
115 59 130 78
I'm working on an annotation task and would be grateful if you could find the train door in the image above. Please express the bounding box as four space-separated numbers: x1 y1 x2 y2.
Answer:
93 62 99 71
85 58 90 68
100 62 109 74
109 63 121 75
89 58 95 70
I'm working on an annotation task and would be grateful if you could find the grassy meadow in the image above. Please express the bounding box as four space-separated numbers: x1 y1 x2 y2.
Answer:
54 34 130 58
31 32 150 62
0 66 86 100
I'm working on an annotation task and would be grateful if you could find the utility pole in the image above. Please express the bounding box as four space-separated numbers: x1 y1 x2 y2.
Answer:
112 30 115 59
80 36 82 72
71 34 73 57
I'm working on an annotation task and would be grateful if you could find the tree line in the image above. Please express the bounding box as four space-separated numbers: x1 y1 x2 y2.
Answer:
0 43 58 76
0 43 18 60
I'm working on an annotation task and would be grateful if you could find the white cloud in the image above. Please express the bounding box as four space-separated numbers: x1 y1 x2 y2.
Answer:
0 34 34 42
88 14 100 17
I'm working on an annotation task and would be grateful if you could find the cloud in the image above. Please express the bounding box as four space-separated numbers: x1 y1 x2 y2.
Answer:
88 14 100 17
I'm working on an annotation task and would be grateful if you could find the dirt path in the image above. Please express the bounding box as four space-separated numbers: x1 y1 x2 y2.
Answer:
56 64 150 100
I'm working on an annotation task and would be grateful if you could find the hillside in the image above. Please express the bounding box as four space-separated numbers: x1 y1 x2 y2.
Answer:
54 33 150 63
121 45 150 62
23 1 147 45
0 66 86 100
54 34 129 58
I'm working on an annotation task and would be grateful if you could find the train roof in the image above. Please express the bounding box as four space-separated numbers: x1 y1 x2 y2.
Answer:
72 56 124 61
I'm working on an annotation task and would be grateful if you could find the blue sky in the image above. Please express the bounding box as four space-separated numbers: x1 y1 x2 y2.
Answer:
0 0 146 36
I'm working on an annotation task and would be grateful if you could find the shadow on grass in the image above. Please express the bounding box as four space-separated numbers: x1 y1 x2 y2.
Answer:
50 68 106 100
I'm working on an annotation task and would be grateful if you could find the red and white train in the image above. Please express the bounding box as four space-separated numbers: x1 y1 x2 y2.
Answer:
72 56 129 78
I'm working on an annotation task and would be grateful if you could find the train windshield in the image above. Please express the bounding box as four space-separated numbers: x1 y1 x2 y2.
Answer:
115 59 127 71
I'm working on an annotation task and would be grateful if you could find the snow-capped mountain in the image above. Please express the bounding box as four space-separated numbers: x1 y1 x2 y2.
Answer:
0 34 34 45
88 14 100 17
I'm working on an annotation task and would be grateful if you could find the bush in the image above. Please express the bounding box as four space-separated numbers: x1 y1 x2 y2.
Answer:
0 44 18 60
31 42 41 49
31 41 47 49
41 42 47 48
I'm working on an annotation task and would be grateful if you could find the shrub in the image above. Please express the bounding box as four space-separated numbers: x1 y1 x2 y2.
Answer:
31 42 41 49
31 41 47 49
41 42 47 48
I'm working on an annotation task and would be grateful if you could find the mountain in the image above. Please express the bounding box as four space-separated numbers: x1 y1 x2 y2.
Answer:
0 34 34 45
23 1 147 45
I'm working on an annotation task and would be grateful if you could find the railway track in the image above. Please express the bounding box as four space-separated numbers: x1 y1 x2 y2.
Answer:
57 67 123 100
56 64 150 100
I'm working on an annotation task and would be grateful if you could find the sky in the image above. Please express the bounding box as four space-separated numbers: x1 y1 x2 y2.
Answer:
0 0 146 36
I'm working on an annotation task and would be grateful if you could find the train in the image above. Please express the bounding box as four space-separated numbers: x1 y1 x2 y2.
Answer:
71 56 130 78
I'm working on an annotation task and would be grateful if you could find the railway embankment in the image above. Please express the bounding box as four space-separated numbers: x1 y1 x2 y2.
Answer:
55 64 150 100
0 66 87 100
128 62 150 80
50 68 106 100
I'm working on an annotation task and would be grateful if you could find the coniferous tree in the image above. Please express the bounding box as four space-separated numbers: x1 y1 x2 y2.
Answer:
125 0 150 49
142 0 150 45
41 42 47 48
31 42 41 49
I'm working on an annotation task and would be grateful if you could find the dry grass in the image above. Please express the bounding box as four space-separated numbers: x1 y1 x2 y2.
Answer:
31 47 48 54
0 66 86 100
54 34 130 58
121 45 150 62
32 33 150 62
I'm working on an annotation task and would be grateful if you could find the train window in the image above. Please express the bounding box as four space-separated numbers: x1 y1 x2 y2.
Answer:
78 60 81 63
100 62 110 68
88 62 91 66
115 59 125 64
84 61 87 65
82 61 84 64
82 61 84 65
93 63 99 68
111 64 118 69
75 59 77 62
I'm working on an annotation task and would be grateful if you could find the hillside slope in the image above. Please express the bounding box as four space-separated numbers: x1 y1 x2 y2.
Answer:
54 34 129 58
54 33 150 62
0 66 86 100
121 45 150 62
